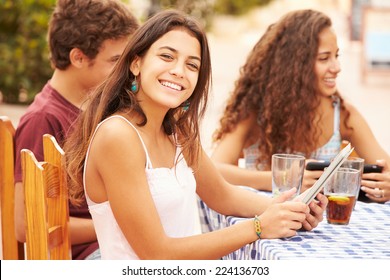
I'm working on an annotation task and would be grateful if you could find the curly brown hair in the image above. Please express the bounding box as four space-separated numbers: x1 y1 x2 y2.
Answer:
213 9 350 168
48 0 139 70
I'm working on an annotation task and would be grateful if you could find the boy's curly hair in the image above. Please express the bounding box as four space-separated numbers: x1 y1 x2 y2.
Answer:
48 0 139 70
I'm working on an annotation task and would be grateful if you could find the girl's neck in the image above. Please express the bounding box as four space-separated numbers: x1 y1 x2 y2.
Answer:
126 111 167 141
318 95 335 114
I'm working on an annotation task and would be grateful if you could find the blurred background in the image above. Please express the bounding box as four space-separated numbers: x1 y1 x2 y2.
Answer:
1 0 390 154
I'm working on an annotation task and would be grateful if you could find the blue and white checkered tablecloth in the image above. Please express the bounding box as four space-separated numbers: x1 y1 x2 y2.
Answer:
198 192 390 260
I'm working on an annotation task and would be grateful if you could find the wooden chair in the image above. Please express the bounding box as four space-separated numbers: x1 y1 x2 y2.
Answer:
21 134 71 259
0 116 25 260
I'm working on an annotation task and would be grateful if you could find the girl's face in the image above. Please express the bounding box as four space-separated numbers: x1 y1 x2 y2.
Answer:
315 27 341 97
132 29 201 111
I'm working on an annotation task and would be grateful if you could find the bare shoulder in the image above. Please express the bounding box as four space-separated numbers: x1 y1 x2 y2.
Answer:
341 100 372 140
94 116 136 139
242 111 258 127
231 112 258 138
341 101 365 123
85 116 148 204
241 111 261 145
90 116 145 160
342 101 359 114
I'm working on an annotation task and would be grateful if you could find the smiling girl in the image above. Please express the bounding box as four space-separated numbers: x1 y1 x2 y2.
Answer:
212 9 390 202
64 10 327 259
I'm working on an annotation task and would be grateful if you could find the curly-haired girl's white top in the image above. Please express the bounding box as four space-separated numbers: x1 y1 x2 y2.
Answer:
83 115 199 259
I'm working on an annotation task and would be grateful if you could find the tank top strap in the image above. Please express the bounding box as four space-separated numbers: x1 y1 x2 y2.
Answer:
332 96 341 133
84 115 153 182
111 115 153 169
83 115 153 205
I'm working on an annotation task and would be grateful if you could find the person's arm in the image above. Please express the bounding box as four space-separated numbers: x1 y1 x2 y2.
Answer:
211 113 272 191
90 120 313 259
343 103 390 163
197 148 326 231
199 152 273 217
342 103 390 202
68 217 97 244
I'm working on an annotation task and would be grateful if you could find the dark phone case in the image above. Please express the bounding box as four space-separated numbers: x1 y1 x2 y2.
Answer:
359 165 383 202
306 161 383 203
305 161 330 171
306 161 383 173
363 164 383 173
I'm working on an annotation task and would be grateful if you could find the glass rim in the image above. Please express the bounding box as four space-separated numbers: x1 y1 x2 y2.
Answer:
345 156 364 162
272 153 305 160
336 167 360 174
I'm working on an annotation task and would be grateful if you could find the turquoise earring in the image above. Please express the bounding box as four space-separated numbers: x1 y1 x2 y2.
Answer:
131 76 138 93
182 100 190 111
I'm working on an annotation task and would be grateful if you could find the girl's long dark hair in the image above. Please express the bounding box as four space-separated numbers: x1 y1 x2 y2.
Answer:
64 10 212 205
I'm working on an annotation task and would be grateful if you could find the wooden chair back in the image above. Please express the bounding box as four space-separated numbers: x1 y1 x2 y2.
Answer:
0 116 25 260
21 134 71 259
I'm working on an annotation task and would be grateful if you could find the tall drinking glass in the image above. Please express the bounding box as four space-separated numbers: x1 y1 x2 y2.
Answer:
342 157 364 208
324 168 360 225
272 154 305 199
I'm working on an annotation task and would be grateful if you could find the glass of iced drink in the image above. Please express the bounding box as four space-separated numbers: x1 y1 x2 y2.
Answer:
324 167 360 225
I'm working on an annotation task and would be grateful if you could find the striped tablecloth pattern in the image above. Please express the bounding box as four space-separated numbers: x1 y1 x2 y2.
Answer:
198 191 390 259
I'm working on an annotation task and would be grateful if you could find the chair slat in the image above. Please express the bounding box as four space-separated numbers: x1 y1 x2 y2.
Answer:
0 116 24 260
43 134 71 260
21 134 71 260
21 149 48 260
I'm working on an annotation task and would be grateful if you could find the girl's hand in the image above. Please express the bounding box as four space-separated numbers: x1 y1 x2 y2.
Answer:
361 159 390 203
259 188 309 238
295 188 328 231
301 192 327 230
302 169 323 193
301 160 325 193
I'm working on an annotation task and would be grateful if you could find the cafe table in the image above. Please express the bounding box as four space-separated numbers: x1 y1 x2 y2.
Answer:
198 189 390 260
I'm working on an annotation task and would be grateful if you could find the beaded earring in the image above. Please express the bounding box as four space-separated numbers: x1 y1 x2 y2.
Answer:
182 100 190 111
130 76 138 93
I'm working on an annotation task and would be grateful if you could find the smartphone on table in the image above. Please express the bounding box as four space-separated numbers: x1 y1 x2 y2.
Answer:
306 161 383 173
305 160 383 202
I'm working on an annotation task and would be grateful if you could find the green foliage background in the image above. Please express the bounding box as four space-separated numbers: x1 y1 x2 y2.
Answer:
214 0 273 15
0 0 56 104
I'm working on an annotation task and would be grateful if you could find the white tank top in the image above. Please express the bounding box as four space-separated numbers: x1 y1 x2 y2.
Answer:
83 115 199 259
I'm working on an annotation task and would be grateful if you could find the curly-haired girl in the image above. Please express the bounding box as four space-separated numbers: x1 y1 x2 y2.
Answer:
212 9 390 203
